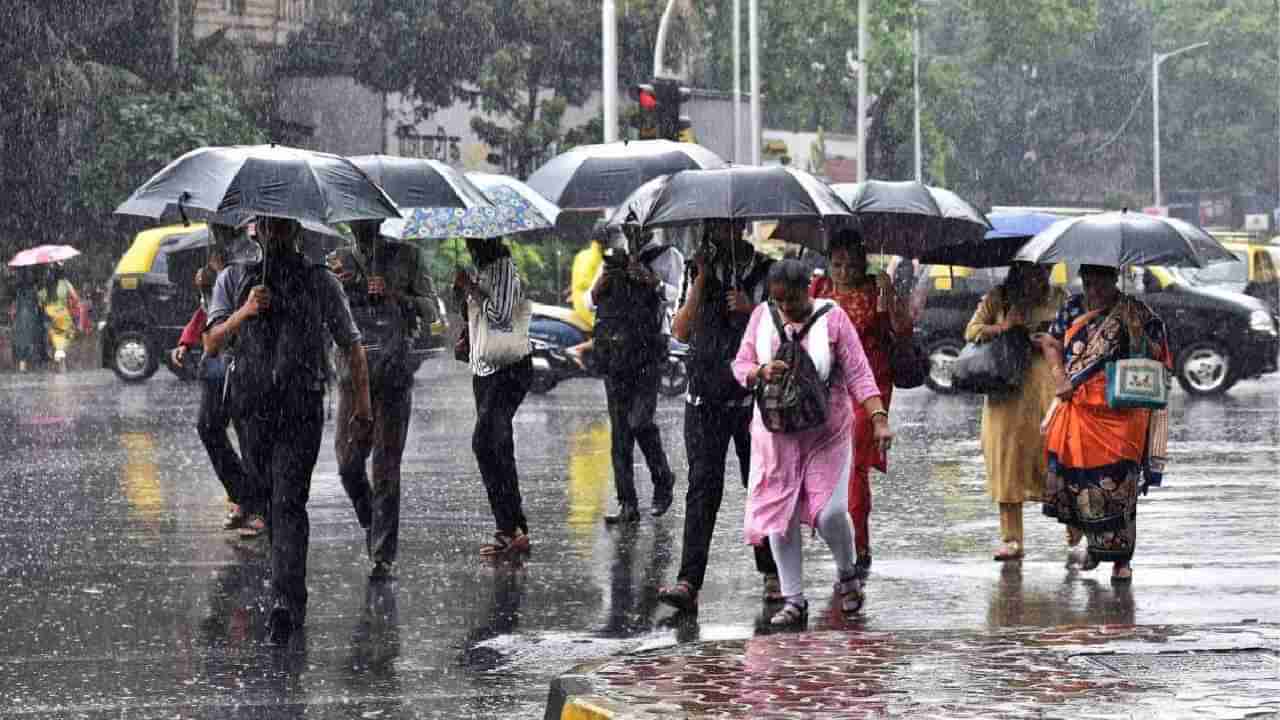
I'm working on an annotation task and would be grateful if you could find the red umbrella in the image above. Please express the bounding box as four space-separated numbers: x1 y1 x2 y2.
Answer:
8 245 81 267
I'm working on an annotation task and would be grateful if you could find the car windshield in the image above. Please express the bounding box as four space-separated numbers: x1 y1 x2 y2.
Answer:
1176 261 1248 287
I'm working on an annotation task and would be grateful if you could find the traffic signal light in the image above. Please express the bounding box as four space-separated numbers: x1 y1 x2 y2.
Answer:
629 83 659 139
653 77 691 142
630 78 693 141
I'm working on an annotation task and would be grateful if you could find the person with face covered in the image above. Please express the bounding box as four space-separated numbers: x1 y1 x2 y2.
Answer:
327 219 438 581
965 262 1067 560
456 237 535 558
658 220 781 613
733 260 893 627
172 224 251 532
204 216 372 640
1038 264 1170 585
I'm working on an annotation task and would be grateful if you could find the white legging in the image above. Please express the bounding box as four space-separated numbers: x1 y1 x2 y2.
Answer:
768 467 857 601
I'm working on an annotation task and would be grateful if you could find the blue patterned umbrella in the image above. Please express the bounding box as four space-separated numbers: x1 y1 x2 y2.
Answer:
385 173 559 240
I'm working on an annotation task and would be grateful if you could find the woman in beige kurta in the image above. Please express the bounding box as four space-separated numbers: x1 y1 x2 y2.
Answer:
964 263 1065 560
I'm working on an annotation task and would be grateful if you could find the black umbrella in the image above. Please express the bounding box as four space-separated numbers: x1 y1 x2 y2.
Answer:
606 166 852 237
348 155 493 211
917 211 1064 267
829 180 991 258
527 139 725 211
115 144 401 226
1012 211 1238 268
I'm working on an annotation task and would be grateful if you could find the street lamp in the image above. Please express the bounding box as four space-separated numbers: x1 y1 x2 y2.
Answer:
1152 41 1208 209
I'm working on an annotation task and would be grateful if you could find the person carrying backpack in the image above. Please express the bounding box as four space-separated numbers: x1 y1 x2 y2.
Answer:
587 229 683 524
204 216 372 641
732 259 893 628
327 219 439 581
657 220 782 613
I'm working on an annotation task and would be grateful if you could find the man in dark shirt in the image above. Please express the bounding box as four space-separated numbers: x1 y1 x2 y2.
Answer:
658 220 780 612
204 216 372 641
327 219 438 581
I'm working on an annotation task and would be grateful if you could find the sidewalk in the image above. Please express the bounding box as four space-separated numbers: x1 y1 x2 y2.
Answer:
547 622 1280 719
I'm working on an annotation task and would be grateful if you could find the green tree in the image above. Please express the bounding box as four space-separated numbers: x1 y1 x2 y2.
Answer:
78 74 266 218
1151 0 1280 199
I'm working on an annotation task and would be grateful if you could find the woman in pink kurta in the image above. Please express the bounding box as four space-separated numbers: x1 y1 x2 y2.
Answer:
733 260 893 627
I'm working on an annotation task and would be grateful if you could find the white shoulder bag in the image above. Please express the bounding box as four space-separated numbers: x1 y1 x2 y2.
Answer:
469 296 531 369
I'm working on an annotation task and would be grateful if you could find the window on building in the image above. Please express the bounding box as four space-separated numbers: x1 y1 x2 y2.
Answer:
223 0 246 14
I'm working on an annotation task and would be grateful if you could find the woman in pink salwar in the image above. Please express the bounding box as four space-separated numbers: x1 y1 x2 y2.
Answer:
734 260 893 627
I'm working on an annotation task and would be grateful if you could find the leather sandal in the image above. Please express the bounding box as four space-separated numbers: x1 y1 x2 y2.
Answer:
834 574 865 615
658 580 698 612
479 530 530 557
769 598 808 627
993 541 1024 561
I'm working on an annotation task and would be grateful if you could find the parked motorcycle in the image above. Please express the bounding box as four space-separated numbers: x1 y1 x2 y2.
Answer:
527 302 688 397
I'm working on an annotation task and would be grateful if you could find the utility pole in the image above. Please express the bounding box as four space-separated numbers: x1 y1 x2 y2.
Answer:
603 0 618 142
856 0 868 181
1152 41 1208 208
912 4 922 182
171 0 180 75
733 0 742 163
749 0 761 165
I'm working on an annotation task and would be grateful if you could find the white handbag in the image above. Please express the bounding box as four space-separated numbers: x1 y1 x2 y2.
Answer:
468 296 531 368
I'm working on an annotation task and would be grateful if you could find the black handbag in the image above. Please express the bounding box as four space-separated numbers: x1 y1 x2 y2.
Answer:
951 326 1032 395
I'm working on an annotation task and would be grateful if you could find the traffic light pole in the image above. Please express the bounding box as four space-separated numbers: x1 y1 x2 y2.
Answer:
750 0 761 165
603 0 618 142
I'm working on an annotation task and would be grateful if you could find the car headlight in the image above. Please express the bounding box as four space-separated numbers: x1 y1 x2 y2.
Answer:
1249 310 1277 334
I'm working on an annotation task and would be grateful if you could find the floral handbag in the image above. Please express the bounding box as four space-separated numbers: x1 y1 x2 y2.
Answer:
1104 315 1168 410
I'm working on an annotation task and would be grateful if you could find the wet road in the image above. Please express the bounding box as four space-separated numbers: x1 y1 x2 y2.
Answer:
0 361 1277 718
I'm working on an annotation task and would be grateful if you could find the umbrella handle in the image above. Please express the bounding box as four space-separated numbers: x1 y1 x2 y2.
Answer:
178 192 191 227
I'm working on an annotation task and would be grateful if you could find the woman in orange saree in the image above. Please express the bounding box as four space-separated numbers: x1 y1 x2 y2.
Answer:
1039 265 1170 583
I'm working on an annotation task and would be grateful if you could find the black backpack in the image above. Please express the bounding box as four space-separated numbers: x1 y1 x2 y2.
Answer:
755 302 834 434
225 259 329 417
687 258 772 404
331 246 413 389
593 244 669 378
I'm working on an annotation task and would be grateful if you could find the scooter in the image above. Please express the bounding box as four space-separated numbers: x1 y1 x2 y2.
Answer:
527 302 688 397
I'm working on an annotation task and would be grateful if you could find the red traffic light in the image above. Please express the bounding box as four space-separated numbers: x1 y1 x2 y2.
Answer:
635 85 658 111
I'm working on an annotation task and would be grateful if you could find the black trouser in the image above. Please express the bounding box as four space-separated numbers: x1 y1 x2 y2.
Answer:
677 400 777 591
603 364 675 508
336 379 413 564
472 356 533 536
197 375 250 506
239 389 325 617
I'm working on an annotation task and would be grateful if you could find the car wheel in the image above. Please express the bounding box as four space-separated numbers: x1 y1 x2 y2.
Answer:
111 331 158 383
1175 342 1234 396
658 356 689 398
924 339 964 394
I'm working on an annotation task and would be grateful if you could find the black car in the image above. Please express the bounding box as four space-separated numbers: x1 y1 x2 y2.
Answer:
916 264 1280 397
101 224 445 382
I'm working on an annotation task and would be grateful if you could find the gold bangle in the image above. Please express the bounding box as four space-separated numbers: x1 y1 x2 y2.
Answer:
869 409 889 422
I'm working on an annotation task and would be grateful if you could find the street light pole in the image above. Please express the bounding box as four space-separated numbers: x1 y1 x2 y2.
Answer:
857 0 868 181
733 0 742 163
602 0 618 142
912 5 922 182
750 0 761 165
1152 41 1208 209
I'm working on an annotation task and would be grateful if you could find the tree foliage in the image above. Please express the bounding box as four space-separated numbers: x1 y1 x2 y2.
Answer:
294 0 680 178
78 74 267 217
